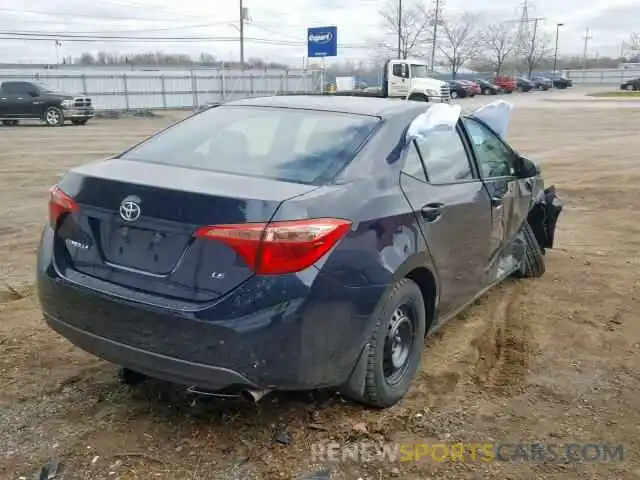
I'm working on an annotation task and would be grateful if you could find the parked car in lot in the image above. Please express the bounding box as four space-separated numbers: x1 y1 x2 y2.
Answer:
37 96 561 408
493 76 517 93
620 77 640 91
474 78 502 95
457 79 481 96
529 76 553 90
515 77 535 92
448 80 474 98
543 74 573 89
0 81 94 126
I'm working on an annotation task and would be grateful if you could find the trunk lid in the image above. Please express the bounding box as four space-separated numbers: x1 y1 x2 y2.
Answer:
55 159 318 303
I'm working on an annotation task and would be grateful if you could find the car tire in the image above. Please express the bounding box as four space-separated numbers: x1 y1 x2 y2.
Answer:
344 278 426 408
450 90 458 99
482 88 491 95
627 84 634 91
408 93 428 102
513 223 546 278
72 119 89 125
44 106 64 127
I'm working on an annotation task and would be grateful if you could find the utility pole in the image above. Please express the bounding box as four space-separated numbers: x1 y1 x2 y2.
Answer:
527 17 542 76
397 0 402 59
430 0 440 71
239 0 245 69
582 27 592 67
553 23 564 73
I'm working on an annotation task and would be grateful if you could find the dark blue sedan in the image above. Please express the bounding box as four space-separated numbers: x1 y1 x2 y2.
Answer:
37 95 560 408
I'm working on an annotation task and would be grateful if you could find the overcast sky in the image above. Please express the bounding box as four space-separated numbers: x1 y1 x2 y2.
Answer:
1 0 638 65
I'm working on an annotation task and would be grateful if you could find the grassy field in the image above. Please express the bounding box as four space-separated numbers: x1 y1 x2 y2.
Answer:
587 90 640 98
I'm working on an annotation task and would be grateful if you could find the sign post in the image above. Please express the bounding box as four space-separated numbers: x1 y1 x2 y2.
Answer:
307 26 337 92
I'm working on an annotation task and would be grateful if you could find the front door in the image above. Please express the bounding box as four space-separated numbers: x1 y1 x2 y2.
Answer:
388 62 409 98
399 122 493 317
460 117 532 275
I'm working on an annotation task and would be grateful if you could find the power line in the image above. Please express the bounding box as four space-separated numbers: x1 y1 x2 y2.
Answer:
0 7 200 23
0 32 372 48
0 23 236 36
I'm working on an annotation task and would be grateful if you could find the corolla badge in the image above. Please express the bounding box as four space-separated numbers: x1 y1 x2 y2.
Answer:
119 196 142 222
308 32 333 44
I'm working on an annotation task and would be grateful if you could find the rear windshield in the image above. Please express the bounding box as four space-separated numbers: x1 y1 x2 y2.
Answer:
121 105 380 185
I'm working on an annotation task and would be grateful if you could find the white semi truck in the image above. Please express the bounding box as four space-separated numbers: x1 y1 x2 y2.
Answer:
332 58 450 103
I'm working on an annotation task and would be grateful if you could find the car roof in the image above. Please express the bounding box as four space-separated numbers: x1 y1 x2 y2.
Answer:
223 95 432 118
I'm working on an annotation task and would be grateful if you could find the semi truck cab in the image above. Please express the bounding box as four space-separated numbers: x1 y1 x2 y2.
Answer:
383 59 450 102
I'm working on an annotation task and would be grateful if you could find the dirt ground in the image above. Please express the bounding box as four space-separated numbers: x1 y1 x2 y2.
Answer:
1 92 640 479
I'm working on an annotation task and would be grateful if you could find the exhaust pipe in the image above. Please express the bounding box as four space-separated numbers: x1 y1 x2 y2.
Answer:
186 386 241 399
240 388 272 403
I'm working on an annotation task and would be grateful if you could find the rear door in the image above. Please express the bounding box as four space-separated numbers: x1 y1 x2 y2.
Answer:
399 122 493 317
460 117 533 259
0 82 32 118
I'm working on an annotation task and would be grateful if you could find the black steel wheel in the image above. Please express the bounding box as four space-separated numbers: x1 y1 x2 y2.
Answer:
342 278 427 408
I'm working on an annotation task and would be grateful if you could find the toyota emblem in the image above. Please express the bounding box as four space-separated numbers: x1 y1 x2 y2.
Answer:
119 198 141 222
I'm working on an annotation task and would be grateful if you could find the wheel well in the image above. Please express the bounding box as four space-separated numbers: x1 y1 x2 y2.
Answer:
405 267 437 332
408 93 427 101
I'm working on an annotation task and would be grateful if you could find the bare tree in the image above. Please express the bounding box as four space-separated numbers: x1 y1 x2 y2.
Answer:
479 22 517 76
519 24 553 76
378 0 433 59
438 12 483 77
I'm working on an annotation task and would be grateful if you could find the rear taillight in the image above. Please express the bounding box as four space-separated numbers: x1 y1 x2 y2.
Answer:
49 185 79 229
194 218 352 275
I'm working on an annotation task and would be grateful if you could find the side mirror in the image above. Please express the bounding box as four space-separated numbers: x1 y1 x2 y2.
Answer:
401 64 409 78
515 154 540 178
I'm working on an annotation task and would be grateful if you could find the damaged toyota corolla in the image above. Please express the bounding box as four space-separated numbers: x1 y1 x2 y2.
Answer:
36 96 562 408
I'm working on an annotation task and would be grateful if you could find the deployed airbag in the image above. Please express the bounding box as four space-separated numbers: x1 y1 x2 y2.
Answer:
406 103 461 141
469 99 513 139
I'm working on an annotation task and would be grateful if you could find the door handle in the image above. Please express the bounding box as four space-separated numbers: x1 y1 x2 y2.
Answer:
16 97 24 100
421 203 444 222
491 196 504 207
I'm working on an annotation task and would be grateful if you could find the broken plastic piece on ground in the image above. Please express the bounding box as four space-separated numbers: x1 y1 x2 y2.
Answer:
34 459 61 480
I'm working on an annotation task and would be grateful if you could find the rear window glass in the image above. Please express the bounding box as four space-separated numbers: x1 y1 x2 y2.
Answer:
121 105 379 185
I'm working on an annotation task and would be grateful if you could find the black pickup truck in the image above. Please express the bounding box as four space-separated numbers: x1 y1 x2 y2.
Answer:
0 81 94 126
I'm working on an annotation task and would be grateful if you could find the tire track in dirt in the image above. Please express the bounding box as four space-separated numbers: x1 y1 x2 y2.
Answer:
470 281 533 395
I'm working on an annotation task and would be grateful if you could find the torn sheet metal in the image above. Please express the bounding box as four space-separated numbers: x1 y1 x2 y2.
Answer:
406 102 461 142
469 99 513 139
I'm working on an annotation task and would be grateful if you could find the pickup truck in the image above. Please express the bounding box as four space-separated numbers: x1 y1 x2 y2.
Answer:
0 81 94 127
332 59 450 103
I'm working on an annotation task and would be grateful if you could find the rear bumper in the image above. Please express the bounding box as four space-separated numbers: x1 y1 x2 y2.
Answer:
36 226 387 391
45 314 259 390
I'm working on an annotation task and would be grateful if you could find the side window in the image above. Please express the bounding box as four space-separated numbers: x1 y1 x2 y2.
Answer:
414 127 473 184
392 63 403 77
401 140 427 182
2 83 20 94
462 118 514 179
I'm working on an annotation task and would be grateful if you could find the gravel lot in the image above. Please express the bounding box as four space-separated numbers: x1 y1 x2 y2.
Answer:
1 89 639 479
